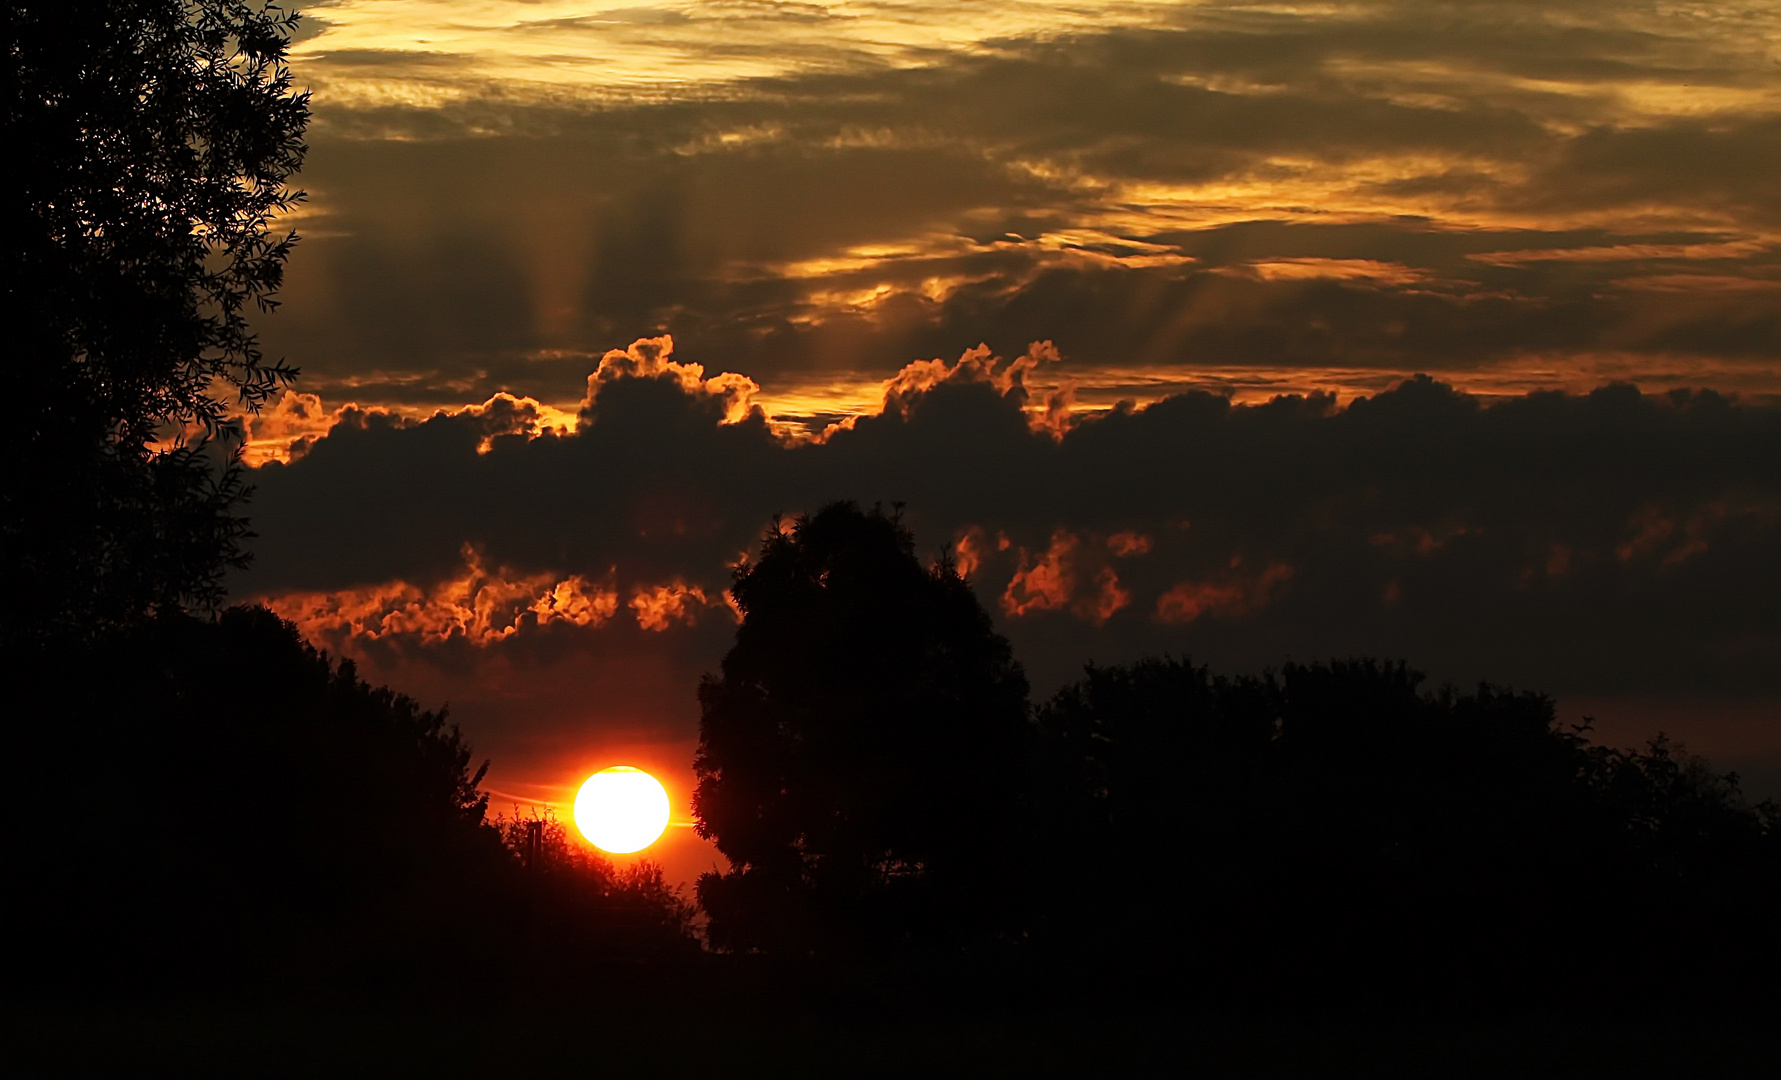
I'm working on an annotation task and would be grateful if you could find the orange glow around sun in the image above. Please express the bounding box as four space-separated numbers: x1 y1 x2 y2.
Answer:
573 766 670 854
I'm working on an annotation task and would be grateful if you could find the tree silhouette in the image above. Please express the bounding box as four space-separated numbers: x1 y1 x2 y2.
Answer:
14 606 704 988
1034 656 1781 1006
0 3 717 996
4 1 309 645
489 807 699 958
693 502 1032 954
13 606 502 985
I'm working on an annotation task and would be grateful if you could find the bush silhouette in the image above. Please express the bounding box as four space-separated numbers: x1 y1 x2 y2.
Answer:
693 502 1032 955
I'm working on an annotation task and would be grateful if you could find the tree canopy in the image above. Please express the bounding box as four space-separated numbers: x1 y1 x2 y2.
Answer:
693 502 1033 954
1034 656 1781 1006
14 606 501 985
4 0 309 644
14 605 700 989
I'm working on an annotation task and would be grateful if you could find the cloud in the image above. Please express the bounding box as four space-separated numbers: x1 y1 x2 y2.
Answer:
1002 530 1080 617
1000 526 1147 625
240 391 340 466
257 3 1781 414
1155 563 1294 625
630 580 718 631
238 342 1781 713
268 543 620 649
583 334 762 426
1107 531 1153 557
952 525 1002 580
233 1 1781 803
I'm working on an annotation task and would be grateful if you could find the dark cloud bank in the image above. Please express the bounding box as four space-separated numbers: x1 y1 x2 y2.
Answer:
238 343 1781 796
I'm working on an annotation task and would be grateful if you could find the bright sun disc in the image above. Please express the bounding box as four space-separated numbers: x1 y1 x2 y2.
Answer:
573 766 670 854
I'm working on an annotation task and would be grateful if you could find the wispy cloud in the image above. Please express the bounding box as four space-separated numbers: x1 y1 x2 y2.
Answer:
262 1 1781 414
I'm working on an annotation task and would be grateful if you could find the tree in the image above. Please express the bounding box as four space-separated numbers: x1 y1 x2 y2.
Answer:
13 605 505 987
489 807 699 958
693 502 1033 954
1033 656 1781 1007
3 0 309 645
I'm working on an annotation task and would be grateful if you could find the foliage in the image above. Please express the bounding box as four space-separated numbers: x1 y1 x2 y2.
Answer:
10 606 708 988
693 502 1032 954
691 506 1775 1001
4 0 309 644
1034 656 1781 1006
12 605 504 986
489 807 699 950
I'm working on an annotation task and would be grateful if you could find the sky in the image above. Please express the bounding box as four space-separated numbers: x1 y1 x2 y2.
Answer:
235 0 1781 884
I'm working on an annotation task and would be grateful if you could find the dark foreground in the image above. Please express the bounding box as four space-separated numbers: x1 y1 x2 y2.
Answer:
15 988 1779 1078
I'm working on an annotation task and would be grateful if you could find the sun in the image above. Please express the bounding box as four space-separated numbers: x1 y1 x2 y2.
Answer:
573 766 670 854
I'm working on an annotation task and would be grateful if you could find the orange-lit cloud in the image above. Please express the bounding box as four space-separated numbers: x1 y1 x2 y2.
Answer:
462 392 578 452
1156 564 1295 625
241 391 339 466
241 390 577 466
241 357 1781 759
1107 531 1153 557
1086 566 1131 625
871 341 1079 437
584 336 760 426
630 581 712 632
289 0 1181 108
260 549 726 646
1468 242 1770 267
254 342 1781 471
720 588 745 623
534 576 621 629
954 526 990 580
1613 500 1780 569
881 341 1047 408
261 545 617 648
232 351 1781 833
1000 529 1138 625
1002 530 1080 617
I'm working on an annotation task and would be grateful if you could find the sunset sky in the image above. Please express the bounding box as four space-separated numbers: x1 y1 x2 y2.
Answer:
235 0 1781 883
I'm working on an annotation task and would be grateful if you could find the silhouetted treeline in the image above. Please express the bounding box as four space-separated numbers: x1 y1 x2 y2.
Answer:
11 497 1775 1020
690 503 1780 1013
1030 657 1780 1008
10 607 698 994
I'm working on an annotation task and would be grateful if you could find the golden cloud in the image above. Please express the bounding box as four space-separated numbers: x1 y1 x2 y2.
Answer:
583 335 761 425
240 390 578 466
878 341 1071 435
1246 258 1436 288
